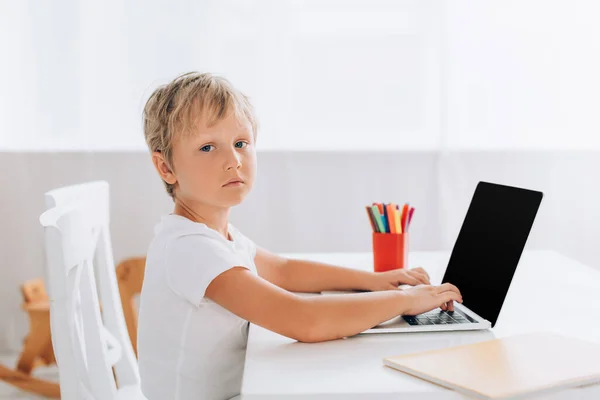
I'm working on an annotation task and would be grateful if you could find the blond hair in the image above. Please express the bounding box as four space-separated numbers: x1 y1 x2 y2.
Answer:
142 71 258 199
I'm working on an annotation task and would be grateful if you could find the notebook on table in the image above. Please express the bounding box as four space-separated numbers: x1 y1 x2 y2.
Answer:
383 332 600 400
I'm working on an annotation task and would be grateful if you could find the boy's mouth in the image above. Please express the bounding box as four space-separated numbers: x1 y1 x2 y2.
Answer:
223 178 244 187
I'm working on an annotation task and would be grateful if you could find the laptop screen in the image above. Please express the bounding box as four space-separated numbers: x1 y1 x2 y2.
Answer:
441 181 543 327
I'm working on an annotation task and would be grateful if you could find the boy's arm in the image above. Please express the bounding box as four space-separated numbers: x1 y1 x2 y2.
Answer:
254 247 430 293
254 247 374 292
206 267 461 343
205 266 405 343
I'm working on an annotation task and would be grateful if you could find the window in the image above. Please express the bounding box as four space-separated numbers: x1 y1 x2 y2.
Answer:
2 1 599 151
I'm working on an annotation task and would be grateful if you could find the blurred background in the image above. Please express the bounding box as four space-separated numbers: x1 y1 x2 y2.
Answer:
1 0 600 368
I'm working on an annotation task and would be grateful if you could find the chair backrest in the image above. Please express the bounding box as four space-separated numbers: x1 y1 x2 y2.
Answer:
44 180 110 223
40 181 140 399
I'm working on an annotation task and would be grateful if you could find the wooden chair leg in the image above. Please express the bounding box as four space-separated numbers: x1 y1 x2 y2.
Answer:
39 340 57 366
0 364 60 398
1 259 145 398
18 279 56 372
0 279 61 398
119 285 138 356
116 257 146 357
16 308 52 374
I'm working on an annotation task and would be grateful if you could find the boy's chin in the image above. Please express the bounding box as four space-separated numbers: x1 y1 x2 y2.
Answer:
221 199 244 208
219 193 248 208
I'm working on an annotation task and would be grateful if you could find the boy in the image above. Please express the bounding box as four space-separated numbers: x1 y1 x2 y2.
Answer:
137 72 462 400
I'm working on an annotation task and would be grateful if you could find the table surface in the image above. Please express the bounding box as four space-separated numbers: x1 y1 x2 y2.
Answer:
241 250 600 399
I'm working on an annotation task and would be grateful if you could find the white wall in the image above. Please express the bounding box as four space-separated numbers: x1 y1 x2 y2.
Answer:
5 1 600 152
1 150 599 352
0 0 444 152
443 0 600 150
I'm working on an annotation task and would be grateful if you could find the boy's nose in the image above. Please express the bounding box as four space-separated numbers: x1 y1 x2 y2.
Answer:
224 149 242 170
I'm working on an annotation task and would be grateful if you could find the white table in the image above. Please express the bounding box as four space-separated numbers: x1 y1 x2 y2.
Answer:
241 250 600 399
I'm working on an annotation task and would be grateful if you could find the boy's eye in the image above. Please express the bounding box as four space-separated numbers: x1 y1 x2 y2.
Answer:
200 145 214 152
235 141 247 149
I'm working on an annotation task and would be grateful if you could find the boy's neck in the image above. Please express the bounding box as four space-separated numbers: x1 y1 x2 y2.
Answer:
173 200 232 241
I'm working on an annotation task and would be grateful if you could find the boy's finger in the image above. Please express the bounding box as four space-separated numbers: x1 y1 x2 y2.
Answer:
409 271 429 284
436 282 460 296
439 292 462 305
399 271 419 285
447 300 454 312
413 267 430 281
406 275 421 286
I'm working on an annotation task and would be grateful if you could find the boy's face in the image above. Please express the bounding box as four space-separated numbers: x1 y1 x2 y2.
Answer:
164 110 256 208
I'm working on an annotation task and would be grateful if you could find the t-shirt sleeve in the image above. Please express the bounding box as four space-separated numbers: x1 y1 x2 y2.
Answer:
247 236 257 259
165 234 247 306
230 224 258 259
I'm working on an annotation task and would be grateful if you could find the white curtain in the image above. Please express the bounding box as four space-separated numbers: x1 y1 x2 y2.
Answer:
443 1 600 150
4 0 599 151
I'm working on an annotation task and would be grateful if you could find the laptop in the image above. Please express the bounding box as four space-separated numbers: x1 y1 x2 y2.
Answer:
323 181 543 334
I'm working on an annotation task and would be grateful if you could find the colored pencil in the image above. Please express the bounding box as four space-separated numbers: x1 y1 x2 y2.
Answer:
366 206 377 232
408 207 415 229
371 205 385 233
386 203 396 233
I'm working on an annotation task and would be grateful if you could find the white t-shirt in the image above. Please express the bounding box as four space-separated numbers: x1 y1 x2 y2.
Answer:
137 214 257 400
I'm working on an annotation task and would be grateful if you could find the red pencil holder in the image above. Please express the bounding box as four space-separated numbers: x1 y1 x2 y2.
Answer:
372 232 409 272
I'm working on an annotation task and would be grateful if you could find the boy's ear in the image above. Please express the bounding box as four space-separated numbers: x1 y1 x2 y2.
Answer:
151 151 177 185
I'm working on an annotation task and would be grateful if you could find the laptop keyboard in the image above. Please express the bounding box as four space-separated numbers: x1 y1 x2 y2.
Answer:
403 310 475 326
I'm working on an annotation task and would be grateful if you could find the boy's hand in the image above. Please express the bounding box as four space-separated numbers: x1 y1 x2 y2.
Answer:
400 283 462 314
368 267 431 291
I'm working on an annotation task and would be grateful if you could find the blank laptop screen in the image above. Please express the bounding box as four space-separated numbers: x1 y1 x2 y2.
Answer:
441 181 543 327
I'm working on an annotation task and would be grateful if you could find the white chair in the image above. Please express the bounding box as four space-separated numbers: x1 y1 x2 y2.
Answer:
40 181 145 400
